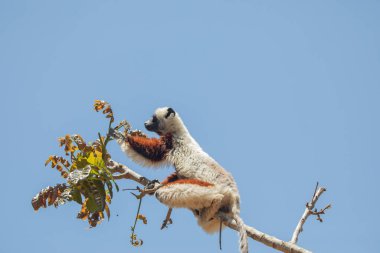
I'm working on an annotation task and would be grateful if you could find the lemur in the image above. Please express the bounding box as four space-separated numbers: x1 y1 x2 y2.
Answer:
114 107 248 253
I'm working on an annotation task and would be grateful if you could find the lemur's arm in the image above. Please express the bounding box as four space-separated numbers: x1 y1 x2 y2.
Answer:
127 135 172 161
116 133 173 167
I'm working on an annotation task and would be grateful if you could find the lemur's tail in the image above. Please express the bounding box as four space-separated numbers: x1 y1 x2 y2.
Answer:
234 215 248 253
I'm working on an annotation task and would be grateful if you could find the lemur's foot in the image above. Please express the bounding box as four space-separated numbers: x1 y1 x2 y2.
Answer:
161 208 173 230
161 218 173 230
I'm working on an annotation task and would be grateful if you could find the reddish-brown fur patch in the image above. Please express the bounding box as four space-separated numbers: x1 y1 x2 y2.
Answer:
128 136 163 147
165 179 214 187
161 172 179 184
127 134 172 162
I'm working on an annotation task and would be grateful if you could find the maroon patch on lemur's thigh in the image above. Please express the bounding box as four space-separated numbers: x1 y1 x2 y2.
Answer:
165 179 214 187
161 172 179 184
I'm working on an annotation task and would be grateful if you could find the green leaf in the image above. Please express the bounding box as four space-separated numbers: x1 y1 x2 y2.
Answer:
82 180 106 212
113 180 119 192
74 154 90 170
86 197 100 212
70 188 83 204
87 151 105 169
106 181 113 199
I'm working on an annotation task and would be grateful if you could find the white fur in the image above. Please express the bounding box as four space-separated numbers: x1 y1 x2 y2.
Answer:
119 107 248 253
156 183 224 209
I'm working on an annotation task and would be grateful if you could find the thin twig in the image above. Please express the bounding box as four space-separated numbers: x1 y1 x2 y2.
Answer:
130 196 143 245
309 204 332 222
290 183 330 244
312 182 319 199
103 119 113 147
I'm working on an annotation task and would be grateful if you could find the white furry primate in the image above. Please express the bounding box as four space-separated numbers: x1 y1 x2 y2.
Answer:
115 107 248 253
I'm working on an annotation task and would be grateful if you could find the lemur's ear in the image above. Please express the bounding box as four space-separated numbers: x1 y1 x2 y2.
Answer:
165 108 176 119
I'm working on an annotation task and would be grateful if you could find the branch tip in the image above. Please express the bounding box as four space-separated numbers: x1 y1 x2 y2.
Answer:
290 183 330 245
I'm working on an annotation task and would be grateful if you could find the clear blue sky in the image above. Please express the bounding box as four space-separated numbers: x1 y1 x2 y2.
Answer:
1 1 379 252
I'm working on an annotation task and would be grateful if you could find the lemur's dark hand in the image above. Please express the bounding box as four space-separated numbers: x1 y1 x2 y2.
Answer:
146 179 161 196
146 179 160 190
108 127 126 141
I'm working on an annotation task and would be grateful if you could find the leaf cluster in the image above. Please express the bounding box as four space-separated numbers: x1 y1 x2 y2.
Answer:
32 101 122 227
32 100 149 245
94 100 114 123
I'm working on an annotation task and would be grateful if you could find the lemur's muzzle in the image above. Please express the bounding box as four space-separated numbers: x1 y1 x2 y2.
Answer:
144 120 158 132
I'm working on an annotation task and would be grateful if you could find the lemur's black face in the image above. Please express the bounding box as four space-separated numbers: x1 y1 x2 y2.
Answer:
144 107 176 135
144 115 159 133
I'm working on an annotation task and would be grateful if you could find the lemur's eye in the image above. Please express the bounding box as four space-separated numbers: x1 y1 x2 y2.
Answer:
152 116 158 122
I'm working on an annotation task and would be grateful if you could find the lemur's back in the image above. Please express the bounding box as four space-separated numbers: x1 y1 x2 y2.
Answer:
169 135 238 188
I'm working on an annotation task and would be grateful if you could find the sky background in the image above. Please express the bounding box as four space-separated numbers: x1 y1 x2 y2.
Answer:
1 1 379 252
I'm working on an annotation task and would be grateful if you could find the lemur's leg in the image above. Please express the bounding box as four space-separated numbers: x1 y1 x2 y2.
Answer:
199 196 223 223
117 134 173 167
155 179 224 214
160 207 173 230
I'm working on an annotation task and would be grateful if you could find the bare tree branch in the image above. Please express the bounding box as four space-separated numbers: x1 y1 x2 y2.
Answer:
107 160 150 186
219 213 312 253
108 159 327 253
290 182 331 244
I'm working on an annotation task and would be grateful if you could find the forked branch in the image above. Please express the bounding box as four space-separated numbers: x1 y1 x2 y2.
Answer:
290 182 331 244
